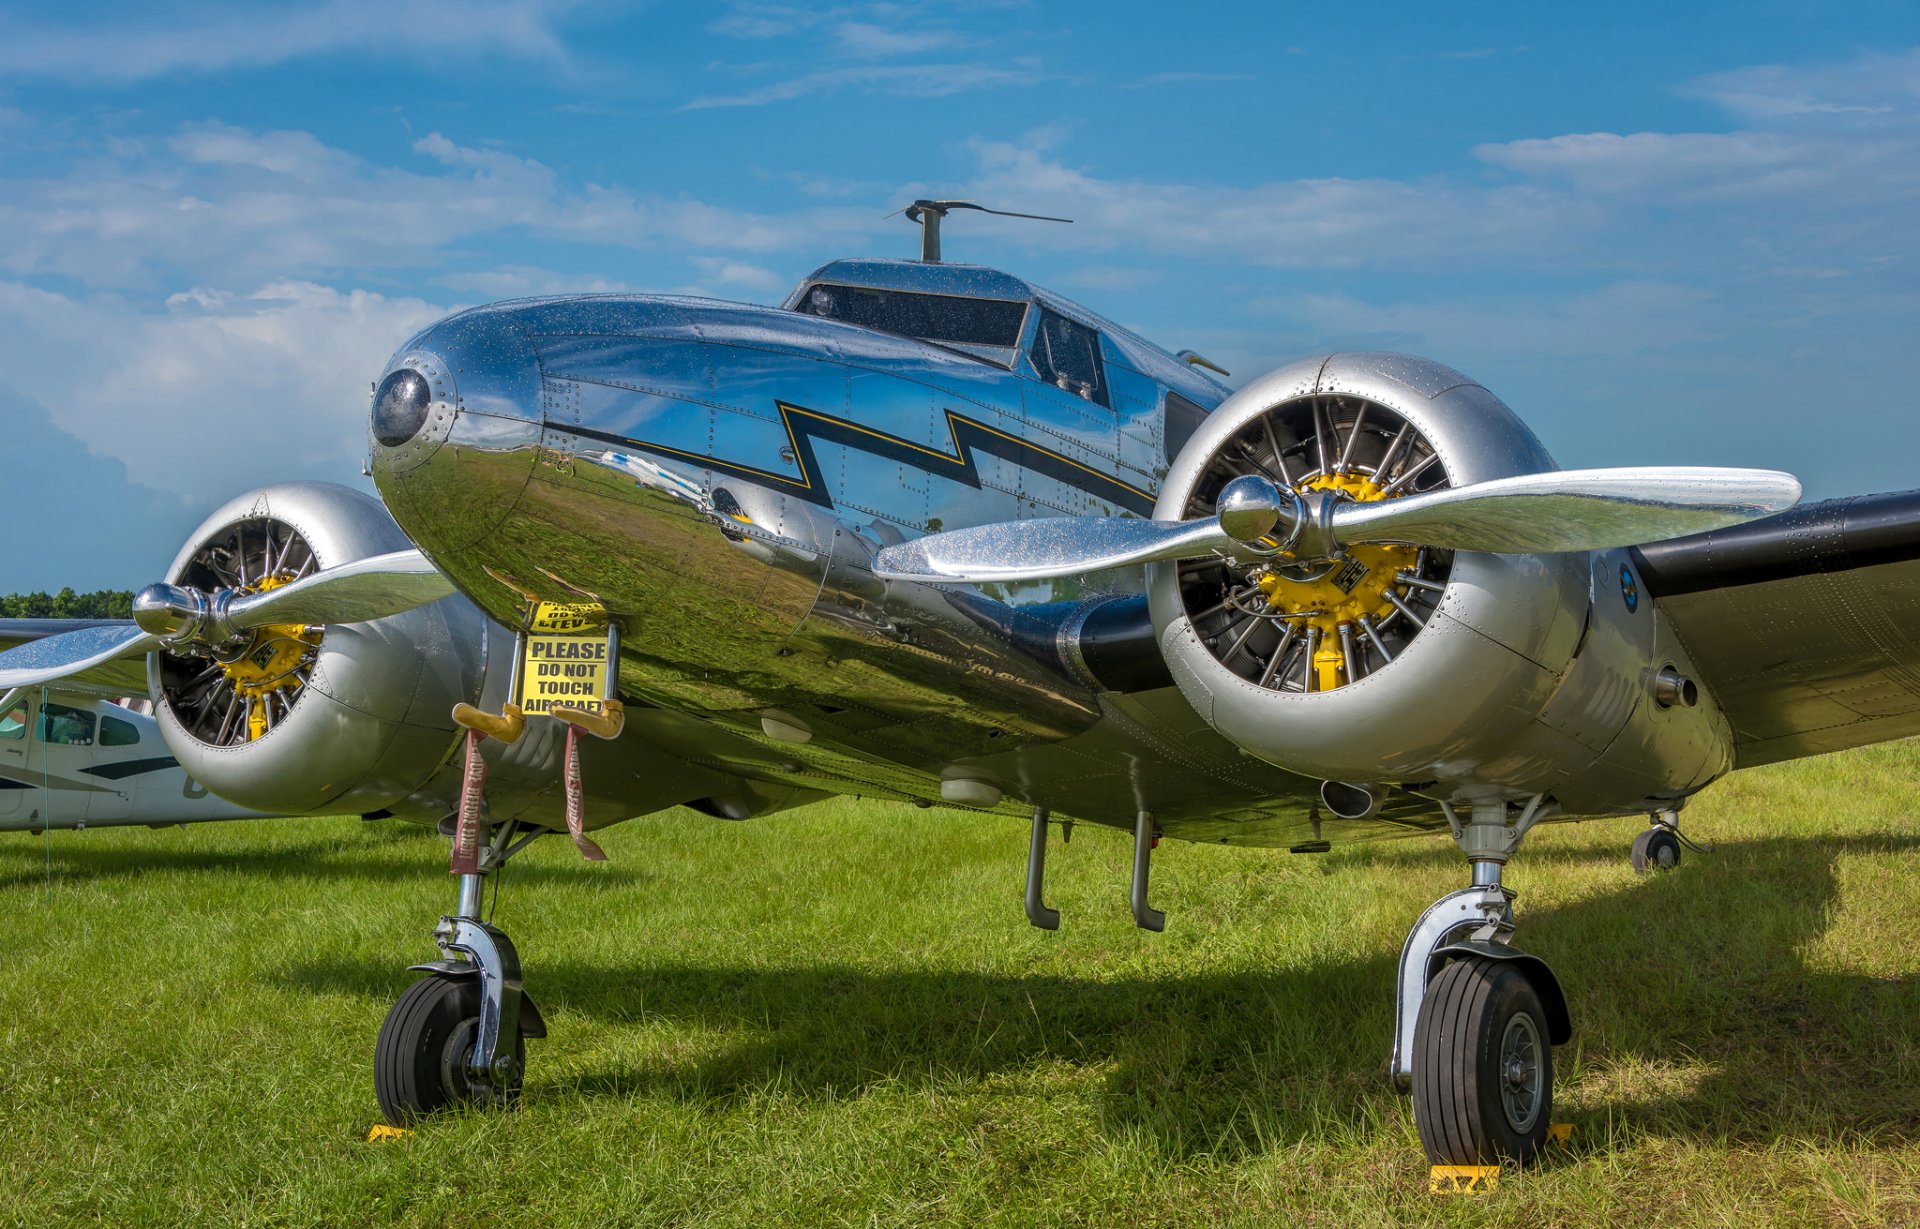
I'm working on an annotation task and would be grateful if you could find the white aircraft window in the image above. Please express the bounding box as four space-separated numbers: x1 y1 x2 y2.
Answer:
100 715 140 747
796 283 1027 364
0 707 23 740
40 703 95 746
1030 308 1108 407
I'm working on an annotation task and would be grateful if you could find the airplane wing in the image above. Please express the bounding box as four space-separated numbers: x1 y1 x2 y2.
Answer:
0 619 151 698
1634 489 1920 767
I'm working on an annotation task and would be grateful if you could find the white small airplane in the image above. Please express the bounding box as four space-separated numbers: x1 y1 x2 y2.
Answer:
0 682 282 832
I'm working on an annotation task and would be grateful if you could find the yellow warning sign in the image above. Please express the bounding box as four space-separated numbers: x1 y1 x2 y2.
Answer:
528 601 605 634
518 631 611 718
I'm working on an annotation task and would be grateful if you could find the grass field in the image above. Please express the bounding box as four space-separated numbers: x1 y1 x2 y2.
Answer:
4 743 1920 1227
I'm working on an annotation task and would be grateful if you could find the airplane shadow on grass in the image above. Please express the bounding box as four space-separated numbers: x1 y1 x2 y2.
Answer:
0 825 655 892
266 830 1920 1161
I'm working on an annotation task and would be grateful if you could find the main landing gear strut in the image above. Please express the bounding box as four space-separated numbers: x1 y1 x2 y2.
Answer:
374 820 549 1123
1393 796 1572 1166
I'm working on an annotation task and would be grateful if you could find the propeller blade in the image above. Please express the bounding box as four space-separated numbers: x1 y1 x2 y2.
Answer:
227 549 454 629
874 516 1230 584
1333 467 1802 554
0 623 159 690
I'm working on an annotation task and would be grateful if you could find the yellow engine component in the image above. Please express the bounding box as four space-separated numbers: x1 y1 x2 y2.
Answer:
1255 472 1419 691
215 573 320 741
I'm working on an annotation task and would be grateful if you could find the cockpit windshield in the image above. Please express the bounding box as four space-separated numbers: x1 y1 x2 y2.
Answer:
794 283 1028 366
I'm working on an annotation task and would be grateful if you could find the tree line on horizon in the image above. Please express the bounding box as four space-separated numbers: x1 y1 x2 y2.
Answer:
1 589 135 619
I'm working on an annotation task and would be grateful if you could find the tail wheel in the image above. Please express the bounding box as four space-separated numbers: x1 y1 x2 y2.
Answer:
1412 956 1553 1166
1176 395 1455 693
1631 826 1682 873
374 975 524 1124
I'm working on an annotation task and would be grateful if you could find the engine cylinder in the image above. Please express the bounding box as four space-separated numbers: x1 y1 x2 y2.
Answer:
1147 353 1590 791
149 482 490 815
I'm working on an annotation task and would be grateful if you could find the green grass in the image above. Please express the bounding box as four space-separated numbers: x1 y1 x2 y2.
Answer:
4 743 1920 1227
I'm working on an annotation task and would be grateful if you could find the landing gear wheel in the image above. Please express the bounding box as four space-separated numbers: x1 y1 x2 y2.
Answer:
1631 826 1681 874
374 974 523 1124
1412 956 1553 1166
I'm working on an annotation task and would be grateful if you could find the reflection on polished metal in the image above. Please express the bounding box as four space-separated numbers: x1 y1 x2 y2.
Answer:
875 464 1799 585
0 623 159 690
1024 806 1060 931
1335 467 1800 554
1651 666 1699 709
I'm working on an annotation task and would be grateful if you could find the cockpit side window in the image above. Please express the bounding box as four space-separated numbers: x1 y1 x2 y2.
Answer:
794 283 1027 365
100 715 141 747
0 704 24 740
40 702 95 746
1030 308 1108 407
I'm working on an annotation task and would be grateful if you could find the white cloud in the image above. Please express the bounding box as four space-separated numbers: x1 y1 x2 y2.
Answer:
680 61 1043 109
1266 282 1724 361
436 266 633 297
682 256 791 298
0 122 876 287
1120 72 1254 89
0 0 580 83
957 137 1590 270
1475 129 1920 206
708 3 831 41
0 280 446 497
1684 48 1920 120
836 21 971 57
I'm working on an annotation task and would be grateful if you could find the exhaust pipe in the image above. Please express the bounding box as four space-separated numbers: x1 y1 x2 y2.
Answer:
1652 666 1698 709
1319 780 1385 821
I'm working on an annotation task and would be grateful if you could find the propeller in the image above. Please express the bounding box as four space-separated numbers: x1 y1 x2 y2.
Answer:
0 549 454 690
872 467 1803 585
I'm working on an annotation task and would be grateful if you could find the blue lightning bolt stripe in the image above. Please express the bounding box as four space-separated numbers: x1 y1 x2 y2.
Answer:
568 399 1156 517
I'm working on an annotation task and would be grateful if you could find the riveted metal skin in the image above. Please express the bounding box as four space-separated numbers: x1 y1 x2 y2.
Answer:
372 351 459 475
1146 353 1735 809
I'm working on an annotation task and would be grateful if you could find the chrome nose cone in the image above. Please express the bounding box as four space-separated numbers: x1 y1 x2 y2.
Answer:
372 369 432 447
367 349 458 477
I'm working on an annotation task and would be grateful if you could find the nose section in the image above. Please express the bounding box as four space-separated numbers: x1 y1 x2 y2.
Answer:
368 307 544 554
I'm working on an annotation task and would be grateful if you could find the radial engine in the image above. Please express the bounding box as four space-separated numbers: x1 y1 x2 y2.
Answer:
146 483 501 816
1145 353 1734 813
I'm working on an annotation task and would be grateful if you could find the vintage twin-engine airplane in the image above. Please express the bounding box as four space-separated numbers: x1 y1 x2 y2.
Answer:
5 201 1918 1167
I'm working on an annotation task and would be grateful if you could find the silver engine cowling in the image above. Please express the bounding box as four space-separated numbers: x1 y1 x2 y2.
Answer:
147 482 491 815
1146 353 1732 808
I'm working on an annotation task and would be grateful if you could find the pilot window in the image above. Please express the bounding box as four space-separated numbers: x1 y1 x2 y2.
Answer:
1030 308 1108 407
40 703 95 746
794 284 1027 365
0 706 23 740
101 715 140 747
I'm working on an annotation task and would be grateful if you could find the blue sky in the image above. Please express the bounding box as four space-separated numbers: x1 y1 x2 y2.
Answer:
1 0 1916 591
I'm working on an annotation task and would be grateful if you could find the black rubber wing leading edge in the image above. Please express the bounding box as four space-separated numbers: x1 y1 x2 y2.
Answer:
1633 489 1920 767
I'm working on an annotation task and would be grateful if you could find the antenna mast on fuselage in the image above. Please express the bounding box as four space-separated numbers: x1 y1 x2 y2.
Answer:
901 200 1073 263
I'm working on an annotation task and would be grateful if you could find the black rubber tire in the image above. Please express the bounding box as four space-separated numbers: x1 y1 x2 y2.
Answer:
1630 826 1682 874
1411 956 1553 1166
374 975 523 1125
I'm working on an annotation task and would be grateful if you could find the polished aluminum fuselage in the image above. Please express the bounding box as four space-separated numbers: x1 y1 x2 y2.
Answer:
367 264 1726 845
